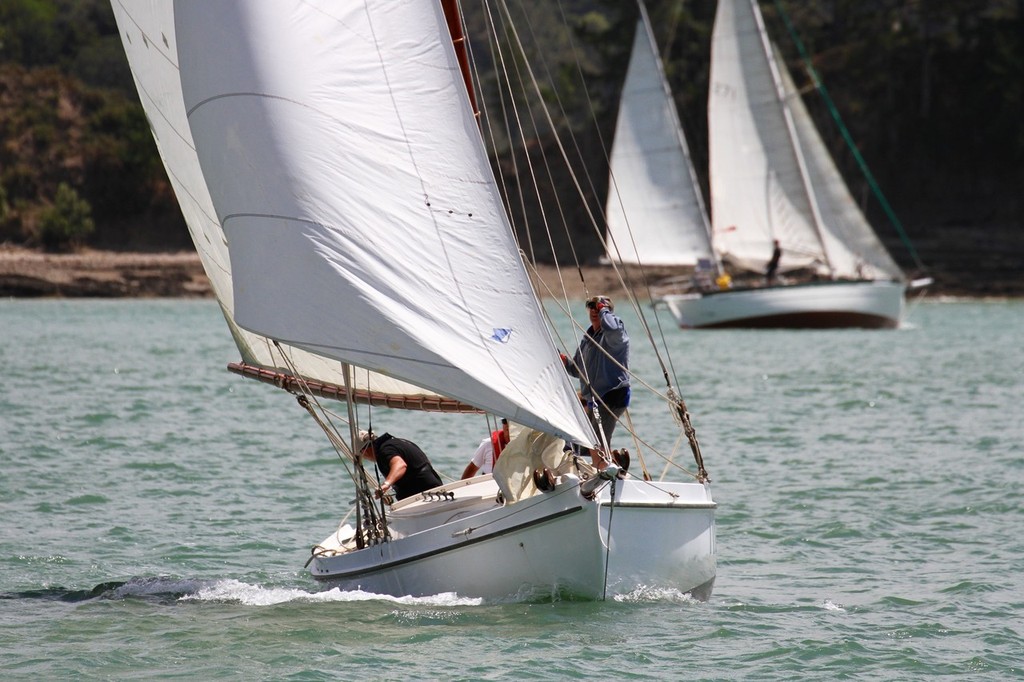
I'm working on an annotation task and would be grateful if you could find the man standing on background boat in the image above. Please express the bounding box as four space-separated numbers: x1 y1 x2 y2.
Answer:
358 430 442 500
561 295 630 470
766 239 782 284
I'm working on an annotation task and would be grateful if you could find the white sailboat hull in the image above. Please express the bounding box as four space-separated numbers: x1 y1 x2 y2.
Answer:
310 476 716 601
660 280 905 329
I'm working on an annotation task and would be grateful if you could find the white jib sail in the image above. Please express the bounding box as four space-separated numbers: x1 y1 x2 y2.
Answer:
109 0 445 405
166 1 594 445
605 8 713 266
778 49 903 281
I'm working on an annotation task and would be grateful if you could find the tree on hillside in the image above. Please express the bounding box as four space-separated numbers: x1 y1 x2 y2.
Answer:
38 182 94 251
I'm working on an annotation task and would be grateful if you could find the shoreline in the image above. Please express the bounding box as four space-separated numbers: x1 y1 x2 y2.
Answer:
0 246 1018 300
0 247 212 298
0 246 680 301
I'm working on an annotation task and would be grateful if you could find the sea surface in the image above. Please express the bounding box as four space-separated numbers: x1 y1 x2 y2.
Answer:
1 297 1021 680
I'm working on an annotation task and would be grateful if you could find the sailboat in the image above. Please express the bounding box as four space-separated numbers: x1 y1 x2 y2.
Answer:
609 0 927 329
110 1 716 600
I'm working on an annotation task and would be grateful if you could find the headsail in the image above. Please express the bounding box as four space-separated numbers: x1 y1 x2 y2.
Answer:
109 0 452 409
708 0 901 281
777 47 902 280
113 1 594 444
605 6 713 266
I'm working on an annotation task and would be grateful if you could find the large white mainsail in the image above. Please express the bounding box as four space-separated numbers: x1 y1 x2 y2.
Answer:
605 4 713 266
112 1 595 445
708 0 901 281
709 0 825 273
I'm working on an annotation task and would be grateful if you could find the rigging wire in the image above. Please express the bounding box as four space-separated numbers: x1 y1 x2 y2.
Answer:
547 0 701 461
270 341 389 547
527 264 705 482
507 0 699 397
477 1 537 262
512 0 709 478
485 0 583 298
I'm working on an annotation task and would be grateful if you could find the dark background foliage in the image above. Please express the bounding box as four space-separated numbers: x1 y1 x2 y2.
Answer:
1 0 1020 291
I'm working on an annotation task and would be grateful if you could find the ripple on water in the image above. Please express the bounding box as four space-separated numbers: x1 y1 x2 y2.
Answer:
2 299 1023 678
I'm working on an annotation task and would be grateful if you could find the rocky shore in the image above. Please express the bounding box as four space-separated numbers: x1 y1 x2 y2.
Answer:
0 247 212 298
0 245 1018 299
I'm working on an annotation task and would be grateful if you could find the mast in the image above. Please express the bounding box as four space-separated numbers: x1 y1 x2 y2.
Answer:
441 0 478 115
748 0 835 277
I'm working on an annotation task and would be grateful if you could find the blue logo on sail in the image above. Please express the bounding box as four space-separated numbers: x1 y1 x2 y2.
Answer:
491 328 513 343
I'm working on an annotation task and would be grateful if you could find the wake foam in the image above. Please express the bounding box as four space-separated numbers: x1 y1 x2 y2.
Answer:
613 585 697 603
182 579 483 607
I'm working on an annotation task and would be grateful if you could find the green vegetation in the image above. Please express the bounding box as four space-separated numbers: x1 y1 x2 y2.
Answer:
38 182 94 251
0 0 1020 262
0 0 175 248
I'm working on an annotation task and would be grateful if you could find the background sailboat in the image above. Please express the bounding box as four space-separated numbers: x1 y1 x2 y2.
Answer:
611 0 927 329
110 0 716 600
707 0 903 281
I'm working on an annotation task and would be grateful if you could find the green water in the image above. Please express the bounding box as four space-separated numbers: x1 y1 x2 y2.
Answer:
1 298 1021 679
